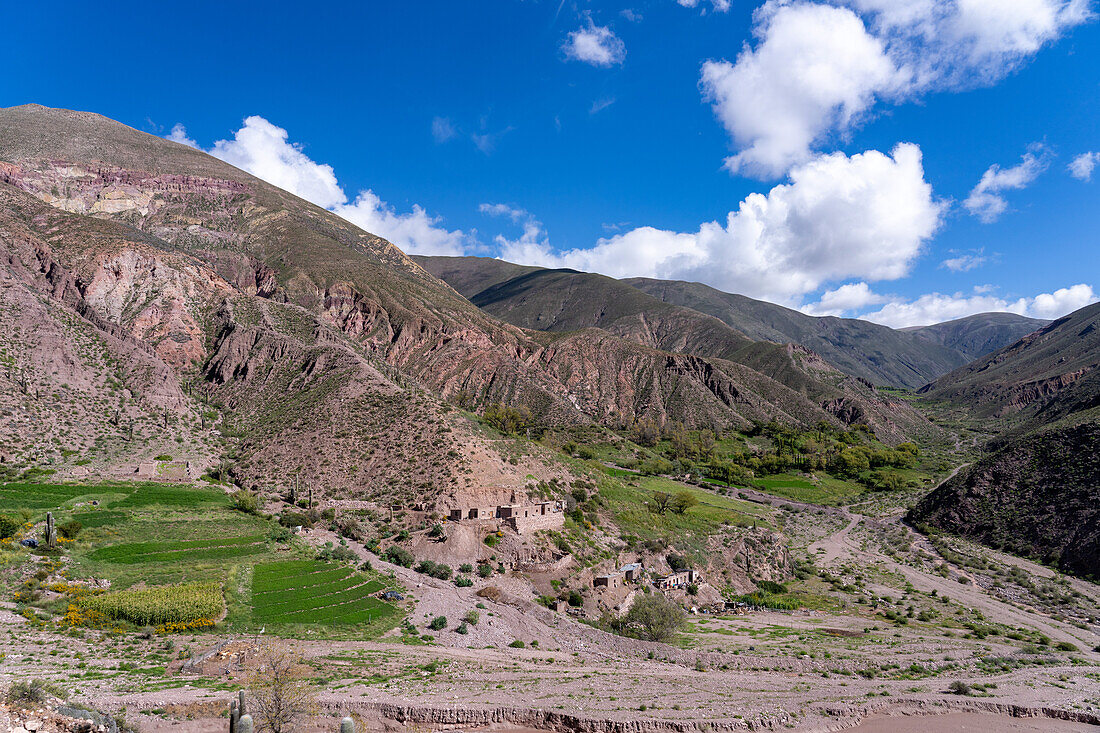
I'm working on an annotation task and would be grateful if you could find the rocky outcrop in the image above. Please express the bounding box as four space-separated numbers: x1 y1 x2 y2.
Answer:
908 421 1100 577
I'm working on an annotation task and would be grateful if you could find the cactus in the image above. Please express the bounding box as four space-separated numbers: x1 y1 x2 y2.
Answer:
229 700 238 733
45 512 56 548
238 714 253 733
340 717 356 733
238 689 247 716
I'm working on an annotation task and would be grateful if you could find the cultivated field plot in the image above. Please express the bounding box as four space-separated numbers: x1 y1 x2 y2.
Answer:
89 535 267 564
0 481 229 512
250 560 394 626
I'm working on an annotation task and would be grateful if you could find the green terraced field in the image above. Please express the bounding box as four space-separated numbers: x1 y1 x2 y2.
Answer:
89 535 266 564
250 561 394 625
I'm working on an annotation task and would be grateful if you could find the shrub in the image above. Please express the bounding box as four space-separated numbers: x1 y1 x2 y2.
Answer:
429 616 448 631
268 525 293 543
0 513 20 539
455 623 469 635
231 490 260 515
464 610 480 626
623 594 685 642
948 681 971 696
508 639 526 648
455 576 473 587
1055 641 1078 652
6 679 63 706
568 590 584 607
153 454 174 462
316 545 357 565
459 563 474 574
55 519 81 540
428 523 445 538
384 546 415 567
477 563 493 578
757 580 787 594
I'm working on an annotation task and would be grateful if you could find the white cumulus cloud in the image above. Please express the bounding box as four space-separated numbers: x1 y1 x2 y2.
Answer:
702 3 906 178
801 282 889 316
704 0 1092 178
173 116 469 256
563 21 626 66
1068 151 1099 181
964 147 1049 223
166 123 198 149
855 283 1097 327
499 143 943 305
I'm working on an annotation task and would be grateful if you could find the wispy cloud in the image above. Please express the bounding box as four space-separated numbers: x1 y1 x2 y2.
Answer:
964 146 1050 223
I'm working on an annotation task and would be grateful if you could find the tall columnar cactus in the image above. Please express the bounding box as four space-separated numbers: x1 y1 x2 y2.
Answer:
237 714 253 733
341 717 356 733
238 689 247 716
45 511 56 548
229 699 239 733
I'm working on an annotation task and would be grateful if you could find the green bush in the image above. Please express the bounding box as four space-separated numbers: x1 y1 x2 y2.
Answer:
5 678 63 706
477 563 493 578
623 594 685 642
948 681 971 696
0 513 20 539
464 610 480 625
455 622 469 634
455 576 473 587
508 639 526 648
57 519 82 539
231 489 260 515
568 590 584 607
384 546 415 567
429 615 448 631
459 563 474 574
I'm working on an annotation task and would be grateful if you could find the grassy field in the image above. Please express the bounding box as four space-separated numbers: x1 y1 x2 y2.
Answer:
751 473 866 506
596 474 774 565
0 481 405 639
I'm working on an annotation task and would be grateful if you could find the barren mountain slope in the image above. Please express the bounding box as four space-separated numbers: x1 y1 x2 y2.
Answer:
0 104 929 440
624 277 1042 388
0 176 558 503
416 255 937 442
910 301 1100 577
904 312 1049 362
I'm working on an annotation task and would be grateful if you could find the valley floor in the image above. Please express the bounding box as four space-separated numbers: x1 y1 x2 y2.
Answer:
2 488 1098 733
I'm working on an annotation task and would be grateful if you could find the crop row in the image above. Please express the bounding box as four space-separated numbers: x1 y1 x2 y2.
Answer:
112 484 227 508
254 573 363 600
253 567 352 594
89 535 265 564
82 582 223 626
259 596 393 625
252 580 385 618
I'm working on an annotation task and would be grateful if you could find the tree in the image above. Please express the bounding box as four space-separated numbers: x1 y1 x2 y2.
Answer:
670 491 698 514
483 403 534 436
633 418 660 447
648 491 672 514
623 594 685 642
248 641 317 733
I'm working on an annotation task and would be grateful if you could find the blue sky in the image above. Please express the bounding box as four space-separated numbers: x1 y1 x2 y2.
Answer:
2 0 1097 326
